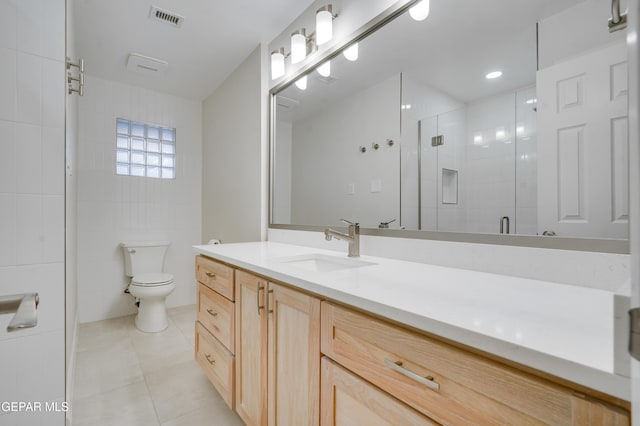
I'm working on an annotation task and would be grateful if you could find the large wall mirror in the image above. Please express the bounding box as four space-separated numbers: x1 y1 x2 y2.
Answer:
270 0 629 250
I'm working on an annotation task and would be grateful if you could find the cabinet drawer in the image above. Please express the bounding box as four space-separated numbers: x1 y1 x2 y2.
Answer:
196 255 234 301
321 302 618 426
321 357 437 426
197 283 234 353
196 322 234 409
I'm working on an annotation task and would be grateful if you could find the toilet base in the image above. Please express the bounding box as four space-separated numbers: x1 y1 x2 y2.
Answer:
135 297 169 333
127 281 175 333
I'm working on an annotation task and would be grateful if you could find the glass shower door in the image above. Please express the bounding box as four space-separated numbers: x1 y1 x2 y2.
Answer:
419 107 468 233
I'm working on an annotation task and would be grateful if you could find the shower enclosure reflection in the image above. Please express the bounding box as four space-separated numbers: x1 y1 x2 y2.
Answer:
404 81 537 235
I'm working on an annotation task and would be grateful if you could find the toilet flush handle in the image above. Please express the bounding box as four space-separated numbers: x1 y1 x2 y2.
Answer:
127 249 136 254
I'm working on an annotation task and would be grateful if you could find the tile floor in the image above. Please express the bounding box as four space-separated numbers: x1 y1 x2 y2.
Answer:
72 305 244 426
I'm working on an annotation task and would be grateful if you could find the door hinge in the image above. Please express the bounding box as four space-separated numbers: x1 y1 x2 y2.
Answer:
431 135 444 147
629 308 640 360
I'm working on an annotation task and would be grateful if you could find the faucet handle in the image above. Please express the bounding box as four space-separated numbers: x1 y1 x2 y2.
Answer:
340 219 359 226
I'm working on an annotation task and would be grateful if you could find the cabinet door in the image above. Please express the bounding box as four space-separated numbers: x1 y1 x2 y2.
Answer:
571 395 630 425
321 357 437 426
235 271 268 426
268 283 321 426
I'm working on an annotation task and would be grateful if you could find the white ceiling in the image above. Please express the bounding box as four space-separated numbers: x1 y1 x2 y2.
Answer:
73 0 316 100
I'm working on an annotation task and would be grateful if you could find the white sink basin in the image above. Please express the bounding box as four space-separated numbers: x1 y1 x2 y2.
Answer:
274 253 376 273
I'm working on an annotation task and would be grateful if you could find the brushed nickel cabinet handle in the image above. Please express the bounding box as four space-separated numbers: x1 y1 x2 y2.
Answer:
206 308 218 317
205 272 216 278
384 358 440 392
266 285 274 314
256 283 264 315
205 354 215 365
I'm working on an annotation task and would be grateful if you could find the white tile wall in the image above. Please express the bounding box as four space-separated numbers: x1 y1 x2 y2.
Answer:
0 121 16 193
16 52 42 125
15 123 42 194
16 0 42 57
77 75 202 323
0 0 17 50
0 48 17 121
0 0 66 423
0 195 17 267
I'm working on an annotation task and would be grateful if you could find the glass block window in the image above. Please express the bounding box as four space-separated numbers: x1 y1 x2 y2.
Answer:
116 118 176 179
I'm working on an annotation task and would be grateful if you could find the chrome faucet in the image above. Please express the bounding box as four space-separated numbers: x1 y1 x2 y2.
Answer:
324 219 360 257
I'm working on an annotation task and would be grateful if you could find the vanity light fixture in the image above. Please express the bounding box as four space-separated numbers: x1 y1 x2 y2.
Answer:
271 48 285 80
409 0 430 21
291 29 307 64
317 61 331 77
343 43 359 61
295 75 307 90
270 4 341 80
485 71 502 79
316 5 335 46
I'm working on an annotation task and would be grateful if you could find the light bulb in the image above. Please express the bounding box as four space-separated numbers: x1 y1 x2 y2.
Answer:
343 43 358 61
295 75 307 90
271 49 285 80
317 61 330 77
316 6 333 46
409 0 430 21
291 29 307 64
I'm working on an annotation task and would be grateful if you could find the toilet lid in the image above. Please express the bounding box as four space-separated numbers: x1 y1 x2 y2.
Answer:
132 273 174 287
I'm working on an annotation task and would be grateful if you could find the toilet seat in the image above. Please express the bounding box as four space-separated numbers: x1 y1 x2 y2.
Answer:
131 273 174 287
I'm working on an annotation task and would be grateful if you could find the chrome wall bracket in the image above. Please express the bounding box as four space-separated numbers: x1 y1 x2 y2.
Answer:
0 293 39 332
66 57 85 96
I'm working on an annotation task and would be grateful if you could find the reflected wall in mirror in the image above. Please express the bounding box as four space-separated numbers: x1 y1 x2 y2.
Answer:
271 0 629 241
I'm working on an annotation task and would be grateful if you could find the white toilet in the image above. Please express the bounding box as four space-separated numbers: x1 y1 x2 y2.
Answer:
120 241 175 333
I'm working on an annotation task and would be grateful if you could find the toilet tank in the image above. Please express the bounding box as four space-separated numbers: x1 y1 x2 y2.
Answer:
120 241 170 277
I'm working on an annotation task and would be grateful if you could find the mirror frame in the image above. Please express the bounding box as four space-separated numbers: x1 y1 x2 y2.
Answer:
268 0 629 255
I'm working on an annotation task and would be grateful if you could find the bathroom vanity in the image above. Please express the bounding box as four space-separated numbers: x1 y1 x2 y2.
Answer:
193 242 630 425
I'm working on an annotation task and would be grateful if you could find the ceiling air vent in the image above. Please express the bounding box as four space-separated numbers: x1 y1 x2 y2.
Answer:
149 5 184 28
277 96 300 109
127 53 168 75
314 75 338 85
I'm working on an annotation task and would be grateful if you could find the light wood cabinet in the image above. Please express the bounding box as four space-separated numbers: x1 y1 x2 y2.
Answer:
195 254 629 426
195 322 234 408
235 270 321 426
197 282 234 352
195 256 236 410
321 302 630 426
321 357 438 426
235 270 269 426
196 255 235 300
268 283 321 426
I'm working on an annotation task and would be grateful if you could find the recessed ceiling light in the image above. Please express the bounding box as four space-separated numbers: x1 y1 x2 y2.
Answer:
485 71 502 79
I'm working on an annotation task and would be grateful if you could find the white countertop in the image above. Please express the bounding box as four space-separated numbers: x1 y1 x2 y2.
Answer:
193 241 630 400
